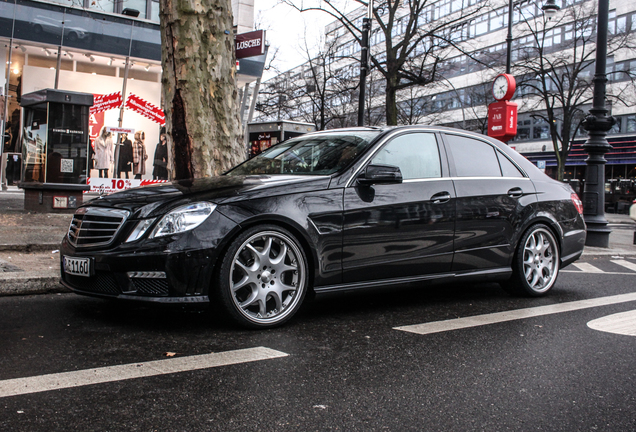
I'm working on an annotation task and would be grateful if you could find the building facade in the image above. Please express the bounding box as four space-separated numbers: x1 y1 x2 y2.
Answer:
255 0 636 209
1 0 259 189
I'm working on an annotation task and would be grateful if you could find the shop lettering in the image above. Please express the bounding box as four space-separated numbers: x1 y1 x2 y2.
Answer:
236 39 261 50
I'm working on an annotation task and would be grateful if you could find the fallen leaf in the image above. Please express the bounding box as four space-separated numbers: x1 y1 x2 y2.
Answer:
164 352 178 357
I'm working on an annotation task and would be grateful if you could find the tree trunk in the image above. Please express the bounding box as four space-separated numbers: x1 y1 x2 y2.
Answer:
385 84 398 126
160 0 244 180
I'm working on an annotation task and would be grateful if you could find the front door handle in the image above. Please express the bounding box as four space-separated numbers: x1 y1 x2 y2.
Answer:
508 187 523 198
431 191 451 204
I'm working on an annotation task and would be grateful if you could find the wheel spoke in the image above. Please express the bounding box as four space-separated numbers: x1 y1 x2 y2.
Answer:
228 230 307 326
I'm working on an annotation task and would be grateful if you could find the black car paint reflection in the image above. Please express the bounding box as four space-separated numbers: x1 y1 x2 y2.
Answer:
60 126 586 328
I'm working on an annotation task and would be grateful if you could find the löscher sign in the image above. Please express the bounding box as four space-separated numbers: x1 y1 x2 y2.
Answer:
235 30 265 59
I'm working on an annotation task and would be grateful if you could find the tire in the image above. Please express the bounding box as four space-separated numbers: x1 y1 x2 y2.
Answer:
503 224 560 297
216 225 309 329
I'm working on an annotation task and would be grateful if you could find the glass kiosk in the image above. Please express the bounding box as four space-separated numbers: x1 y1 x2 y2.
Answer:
19 90 93 212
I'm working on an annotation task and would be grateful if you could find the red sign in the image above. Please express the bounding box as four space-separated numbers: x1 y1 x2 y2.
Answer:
235 30 265 59
90 92 123 115
125 94 166 125
487 101 518 142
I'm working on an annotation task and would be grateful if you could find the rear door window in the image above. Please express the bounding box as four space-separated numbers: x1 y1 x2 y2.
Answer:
445 134 501 177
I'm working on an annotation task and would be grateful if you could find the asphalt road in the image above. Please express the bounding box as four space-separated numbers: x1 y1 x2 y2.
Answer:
1 256 635 431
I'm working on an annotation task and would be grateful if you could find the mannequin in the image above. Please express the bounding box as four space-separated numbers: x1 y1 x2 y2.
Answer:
94 127 113 178
117 133 133 179
132 130 147 180
153 133 169 180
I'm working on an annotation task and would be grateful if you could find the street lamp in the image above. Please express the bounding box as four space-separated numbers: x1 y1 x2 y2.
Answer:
505 0 561 74
580 0 613 247
357 0 373 126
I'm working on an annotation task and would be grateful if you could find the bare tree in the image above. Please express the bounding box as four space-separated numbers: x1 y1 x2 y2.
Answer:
282 0 486 125
160 0 245 180
513 1 636 180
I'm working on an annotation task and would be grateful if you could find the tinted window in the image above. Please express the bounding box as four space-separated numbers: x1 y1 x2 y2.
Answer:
446 134 501 177
371 133 441 180
227 131 380 176
497 152 524 177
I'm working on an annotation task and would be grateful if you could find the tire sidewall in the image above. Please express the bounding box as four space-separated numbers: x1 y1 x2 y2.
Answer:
216 224 309 329
511 223 560 297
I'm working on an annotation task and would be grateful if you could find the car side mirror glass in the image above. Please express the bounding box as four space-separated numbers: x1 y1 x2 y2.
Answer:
357 164 403 185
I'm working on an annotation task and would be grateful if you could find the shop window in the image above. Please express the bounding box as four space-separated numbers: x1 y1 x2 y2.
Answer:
609 117 621 134
626 115 636 133
77 62 117 77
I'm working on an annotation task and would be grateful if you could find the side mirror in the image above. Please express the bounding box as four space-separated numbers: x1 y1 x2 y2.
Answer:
357 164 403 185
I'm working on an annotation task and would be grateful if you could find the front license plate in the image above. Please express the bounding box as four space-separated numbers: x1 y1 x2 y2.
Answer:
63 256 91 277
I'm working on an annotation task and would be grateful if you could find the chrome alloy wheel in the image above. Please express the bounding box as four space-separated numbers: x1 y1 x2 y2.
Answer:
229 231 306 325
522 227 559 294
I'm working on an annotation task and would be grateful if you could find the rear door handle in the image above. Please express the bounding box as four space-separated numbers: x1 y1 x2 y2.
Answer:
508 187 523 198
431 191 451 204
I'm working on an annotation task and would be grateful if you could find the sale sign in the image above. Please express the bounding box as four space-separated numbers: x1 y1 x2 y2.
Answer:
90 92 123 115
87 178 168 194
125 94 166 125
487 101 518 142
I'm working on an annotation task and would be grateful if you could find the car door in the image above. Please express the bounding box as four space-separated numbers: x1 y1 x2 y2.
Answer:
341 131 456 284
442 133 537 271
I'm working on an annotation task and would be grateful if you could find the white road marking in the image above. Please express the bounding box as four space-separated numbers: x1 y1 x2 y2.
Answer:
611 260 636 273
0 347 288 399
587 310 636 337
570 262 604 273
394 292 636 336
562 270 634 275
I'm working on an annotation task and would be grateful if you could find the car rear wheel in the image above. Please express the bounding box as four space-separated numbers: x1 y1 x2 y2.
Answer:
503 224 560 297
217 225 308 329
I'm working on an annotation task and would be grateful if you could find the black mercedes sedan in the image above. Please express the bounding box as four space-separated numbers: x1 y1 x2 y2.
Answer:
60 126 586 328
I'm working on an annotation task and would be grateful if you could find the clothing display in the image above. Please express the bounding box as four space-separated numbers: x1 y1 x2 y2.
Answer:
94 130 113 170
152 137 168 180
117 135 133 178
132 131 147 177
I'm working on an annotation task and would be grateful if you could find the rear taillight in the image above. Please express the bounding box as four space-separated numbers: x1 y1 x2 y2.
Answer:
571 193 583 214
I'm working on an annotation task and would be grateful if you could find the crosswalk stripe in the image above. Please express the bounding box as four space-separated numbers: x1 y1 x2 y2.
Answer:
394 292 636 336
611 260 636 273
0 347 288 399
571 262 604 273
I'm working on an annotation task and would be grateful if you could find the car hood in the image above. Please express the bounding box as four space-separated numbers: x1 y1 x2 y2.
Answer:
83 174 332 218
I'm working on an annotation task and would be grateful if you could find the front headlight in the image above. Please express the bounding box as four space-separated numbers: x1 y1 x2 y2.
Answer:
149 202 216 239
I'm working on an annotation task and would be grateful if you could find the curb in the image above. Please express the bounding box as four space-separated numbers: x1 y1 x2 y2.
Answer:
0 274 70 296
0 244 61 253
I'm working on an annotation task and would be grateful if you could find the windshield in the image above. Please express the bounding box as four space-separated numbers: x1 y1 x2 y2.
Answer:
227 131 380 176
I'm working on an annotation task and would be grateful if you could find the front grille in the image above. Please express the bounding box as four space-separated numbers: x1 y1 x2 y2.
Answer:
65 273 121 295
130 278 170 296
68 207 130 248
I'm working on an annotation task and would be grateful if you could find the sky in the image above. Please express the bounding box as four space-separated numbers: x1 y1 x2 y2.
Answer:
255 0 358 80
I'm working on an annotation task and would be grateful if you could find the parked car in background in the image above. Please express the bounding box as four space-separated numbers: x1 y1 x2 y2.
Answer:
60 126 586 328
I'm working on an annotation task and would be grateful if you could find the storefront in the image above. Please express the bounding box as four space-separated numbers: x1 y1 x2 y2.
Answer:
1 0 266 194
0 0 164 192
516 135 636 214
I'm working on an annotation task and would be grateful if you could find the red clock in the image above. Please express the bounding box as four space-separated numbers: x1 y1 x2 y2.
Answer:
492 73 516 101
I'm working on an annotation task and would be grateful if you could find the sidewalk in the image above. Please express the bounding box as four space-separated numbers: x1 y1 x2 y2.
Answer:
1 186 635 297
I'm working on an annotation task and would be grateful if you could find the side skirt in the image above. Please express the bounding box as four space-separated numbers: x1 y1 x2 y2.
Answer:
314 268 512 294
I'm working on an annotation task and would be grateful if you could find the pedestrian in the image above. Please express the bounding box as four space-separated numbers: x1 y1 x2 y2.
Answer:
132 130 147 180
93 127 113 178
152 133 169 180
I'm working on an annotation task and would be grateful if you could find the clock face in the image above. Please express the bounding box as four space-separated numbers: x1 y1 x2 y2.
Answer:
493 75 509 100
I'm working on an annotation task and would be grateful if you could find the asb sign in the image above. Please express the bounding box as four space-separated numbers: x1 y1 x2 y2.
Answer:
235 30 265 59
488 100 518 142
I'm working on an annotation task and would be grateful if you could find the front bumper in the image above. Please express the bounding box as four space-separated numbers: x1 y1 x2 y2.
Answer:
60 210 239 303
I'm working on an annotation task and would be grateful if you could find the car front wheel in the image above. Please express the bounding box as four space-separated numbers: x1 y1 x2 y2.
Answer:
504 224 560 297
217 225 309 329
